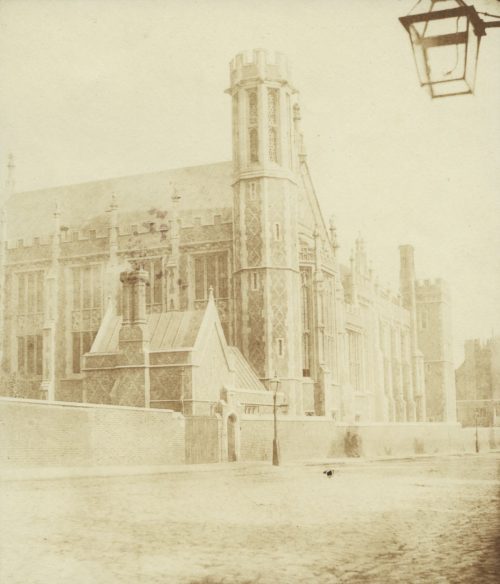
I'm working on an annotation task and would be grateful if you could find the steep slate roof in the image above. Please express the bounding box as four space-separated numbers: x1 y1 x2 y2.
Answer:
229 347 266 391
92 310 205 354
5 161 233 239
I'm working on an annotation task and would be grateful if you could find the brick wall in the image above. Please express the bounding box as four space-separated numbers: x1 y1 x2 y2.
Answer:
0 398 185 468
240 417 345 461
239 416 500 462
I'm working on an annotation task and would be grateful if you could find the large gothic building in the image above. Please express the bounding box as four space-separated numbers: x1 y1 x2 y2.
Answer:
0 50 456 424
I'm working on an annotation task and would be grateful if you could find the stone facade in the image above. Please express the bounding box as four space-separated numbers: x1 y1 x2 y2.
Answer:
0 49 457 424
456 337 500 427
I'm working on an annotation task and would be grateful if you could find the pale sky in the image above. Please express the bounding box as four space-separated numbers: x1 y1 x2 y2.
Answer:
0 0 499 366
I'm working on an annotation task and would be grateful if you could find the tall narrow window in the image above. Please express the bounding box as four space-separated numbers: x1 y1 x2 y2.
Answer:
249 129 258 163
268 88 279 163
194 257 205 301
277 338 284 357
218 255 228 297
82 266 91 309
274 223 281 241
72 332 81 374
193 253 230 302
269 128 277 163
141 258 164 310
92 264 102 309
247 90 258 163
348 331 363 391
17 335 43 377
73 267 81 309
251 271 259 291
35 335 43 376
71 264 103 374
17 270 44 315
17 337 25 374
18 274 25 313
36 272 44 313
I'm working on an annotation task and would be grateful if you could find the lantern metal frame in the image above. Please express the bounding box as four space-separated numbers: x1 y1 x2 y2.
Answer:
399 0 500 98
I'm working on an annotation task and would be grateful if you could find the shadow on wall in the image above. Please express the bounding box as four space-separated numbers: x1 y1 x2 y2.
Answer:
344 429 362 457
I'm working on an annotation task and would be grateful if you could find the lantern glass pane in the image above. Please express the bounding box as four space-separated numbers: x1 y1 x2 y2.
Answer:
407 12 480 97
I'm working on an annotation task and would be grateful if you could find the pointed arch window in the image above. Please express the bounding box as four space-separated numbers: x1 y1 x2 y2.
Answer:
247 90 259 164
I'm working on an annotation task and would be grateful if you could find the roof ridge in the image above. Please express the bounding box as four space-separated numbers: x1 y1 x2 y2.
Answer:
11 160 233 197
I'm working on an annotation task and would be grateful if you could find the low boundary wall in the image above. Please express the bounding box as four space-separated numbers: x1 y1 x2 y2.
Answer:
2 399 499 471
0 398 185 469
239 416 500 462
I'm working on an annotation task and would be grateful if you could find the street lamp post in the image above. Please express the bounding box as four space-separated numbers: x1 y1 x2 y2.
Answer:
399 0 500 98
271 372 281 466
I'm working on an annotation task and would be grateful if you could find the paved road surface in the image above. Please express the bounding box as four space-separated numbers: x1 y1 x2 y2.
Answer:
1 453 499 583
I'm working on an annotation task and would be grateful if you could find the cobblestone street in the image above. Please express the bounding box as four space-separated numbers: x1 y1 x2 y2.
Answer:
1 453 499 584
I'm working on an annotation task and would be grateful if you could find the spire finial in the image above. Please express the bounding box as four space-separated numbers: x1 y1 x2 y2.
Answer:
208 285 214 301
329 214 339 255
171 183 181 203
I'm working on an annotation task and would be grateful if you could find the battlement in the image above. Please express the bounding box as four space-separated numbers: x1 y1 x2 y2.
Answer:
416 277 446 289
416 278 450 301
230 49 291 86
6 228 110 250
4 208 234 253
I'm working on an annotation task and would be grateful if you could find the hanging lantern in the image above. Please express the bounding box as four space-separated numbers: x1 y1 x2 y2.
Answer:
399 0 487 98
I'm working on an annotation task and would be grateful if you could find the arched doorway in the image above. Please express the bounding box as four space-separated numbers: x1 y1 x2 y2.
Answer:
227 413 239 462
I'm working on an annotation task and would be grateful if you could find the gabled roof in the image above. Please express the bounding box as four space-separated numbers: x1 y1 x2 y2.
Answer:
229 347 266 391
92 310 205 354
5 161 233 239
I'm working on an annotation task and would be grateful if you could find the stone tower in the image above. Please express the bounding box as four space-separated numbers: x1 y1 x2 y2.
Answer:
416 278 456 422
399 245 425 421
227 49 303 413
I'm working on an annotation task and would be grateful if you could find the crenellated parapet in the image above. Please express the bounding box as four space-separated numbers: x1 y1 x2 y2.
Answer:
416 278 450 303
229 49 293 90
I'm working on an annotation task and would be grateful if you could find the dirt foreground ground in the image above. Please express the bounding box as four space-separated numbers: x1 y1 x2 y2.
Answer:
1 453 499 583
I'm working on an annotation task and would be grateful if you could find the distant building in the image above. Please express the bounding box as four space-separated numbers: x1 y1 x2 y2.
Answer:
456 337 500 427
0 49 457 424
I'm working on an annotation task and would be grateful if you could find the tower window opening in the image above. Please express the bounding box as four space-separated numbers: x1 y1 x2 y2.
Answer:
274 223 281 241
247 90 259 163
268 88 279 163
277 338 284 357
251 271 259 291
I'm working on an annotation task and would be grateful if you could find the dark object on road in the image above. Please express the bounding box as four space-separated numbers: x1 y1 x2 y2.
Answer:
323 469 335 478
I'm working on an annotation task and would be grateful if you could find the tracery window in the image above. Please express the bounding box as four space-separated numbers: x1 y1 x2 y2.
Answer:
193 252 229 302
143 258 164 311
348 330 364 391
72 265 102 311
17 271 44 315
17 335 43 377
71 264 102 374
